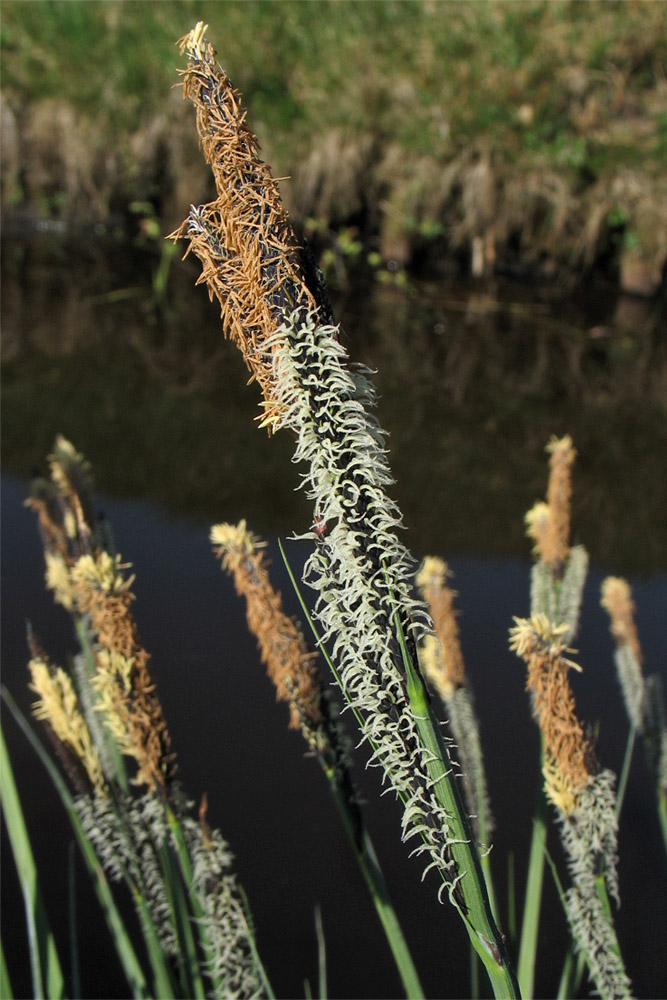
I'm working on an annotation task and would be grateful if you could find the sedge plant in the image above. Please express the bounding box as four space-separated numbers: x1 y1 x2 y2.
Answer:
4 20 666 1000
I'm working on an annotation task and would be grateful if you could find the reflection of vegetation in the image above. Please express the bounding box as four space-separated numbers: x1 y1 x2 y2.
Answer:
2 0 666 283
1 241 665 571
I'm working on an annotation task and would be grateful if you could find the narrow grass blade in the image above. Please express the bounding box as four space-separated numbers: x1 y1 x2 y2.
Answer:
0 940 14 1000
0 722 66 1000
68 842 81 1000
615 725 637 820
506 852 516 946
517 779 547 1000
156 839 205 1000
1 687 151 999
314 906 327 1000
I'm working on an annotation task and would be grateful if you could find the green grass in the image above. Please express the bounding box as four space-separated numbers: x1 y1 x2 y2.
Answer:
2 1 666 274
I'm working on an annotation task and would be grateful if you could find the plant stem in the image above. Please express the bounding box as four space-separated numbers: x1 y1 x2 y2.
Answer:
397 616 520 998
517 779 547 999
327 772 426 999
0 723 66 1000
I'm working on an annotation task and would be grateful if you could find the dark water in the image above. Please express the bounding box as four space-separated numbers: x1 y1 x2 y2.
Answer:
2 236 667 998
3 475 666 999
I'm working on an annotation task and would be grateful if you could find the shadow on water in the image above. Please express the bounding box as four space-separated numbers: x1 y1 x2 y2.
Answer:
1 235 666 998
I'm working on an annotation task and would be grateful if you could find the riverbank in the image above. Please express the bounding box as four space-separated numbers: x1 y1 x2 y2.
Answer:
2 1 666 293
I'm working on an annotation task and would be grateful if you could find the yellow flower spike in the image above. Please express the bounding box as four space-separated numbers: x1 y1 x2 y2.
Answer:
29 657 106 793
71 552 135 594
524 500 551 559
542 754 579 816
44 551 74 610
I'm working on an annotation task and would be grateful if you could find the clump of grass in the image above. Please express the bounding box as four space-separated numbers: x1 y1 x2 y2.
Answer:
10 435 270 1000
3 1 666 281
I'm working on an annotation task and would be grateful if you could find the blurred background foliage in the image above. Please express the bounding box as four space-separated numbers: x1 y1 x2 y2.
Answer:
2 0 667 287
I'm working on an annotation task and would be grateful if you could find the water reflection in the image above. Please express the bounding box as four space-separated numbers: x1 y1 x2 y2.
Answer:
2 236 666 572
2 475 666 999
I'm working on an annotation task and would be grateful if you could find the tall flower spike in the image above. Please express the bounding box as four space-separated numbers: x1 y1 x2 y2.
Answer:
172 24 332 425
526 434 587 641
602 577 667 848
178 28 516 991
510 613 632 997
601 576 644 729
416 556 494 842
542 434 576 577
211 520 336 759
265 308 475 894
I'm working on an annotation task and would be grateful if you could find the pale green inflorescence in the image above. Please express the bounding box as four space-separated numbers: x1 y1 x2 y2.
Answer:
76 792 178 955
185 818 266 999
447 683 494 843
76 790 266 999
263 306 469 900
529 543 589 644
557 769 633 1000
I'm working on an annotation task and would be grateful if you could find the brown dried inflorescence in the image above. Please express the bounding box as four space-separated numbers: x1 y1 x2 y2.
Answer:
600 577 643 666
211 521 329 754
510 614 590 813
72 561 175 791
526 435 576 577
26 437 176 794
172 24 321 421
416 556 465 696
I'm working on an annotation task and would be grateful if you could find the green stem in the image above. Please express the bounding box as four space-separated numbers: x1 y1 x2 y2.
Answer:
396 615 519 999
0 723 66 1000
2 687 151 999
517 779 547 1000
615 725 637 820
326 768 425 999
